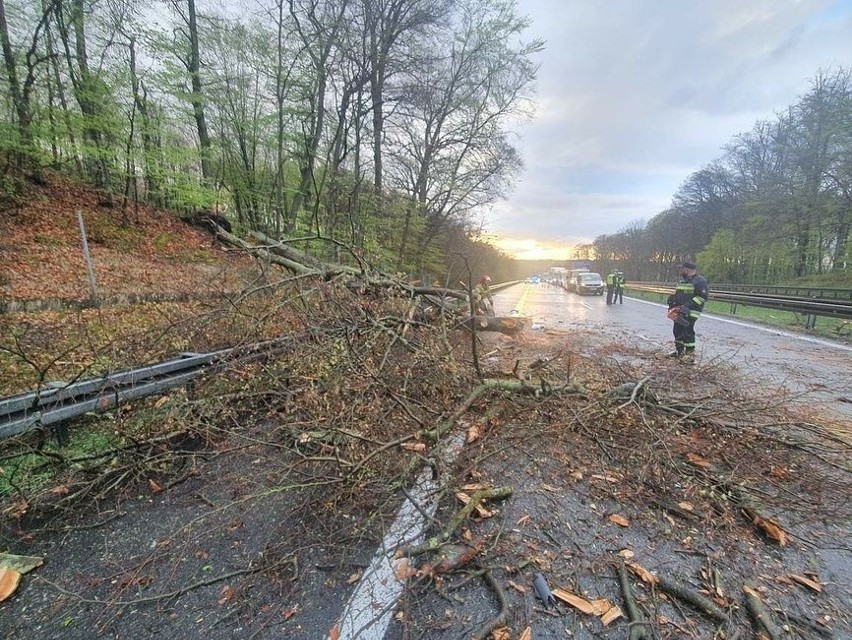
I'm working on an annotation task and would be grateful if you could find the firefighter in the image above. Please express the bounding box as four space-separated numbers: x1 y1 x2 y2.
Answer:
474 275 494 316
666 261 709 362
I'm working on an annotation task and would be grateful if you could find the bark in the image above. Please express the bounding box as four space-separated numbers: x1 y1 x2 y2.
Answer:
186 0 212 182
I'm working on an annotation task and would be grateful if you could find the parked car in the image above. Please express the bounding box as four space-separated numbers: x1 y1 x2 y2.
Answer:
573 272 605 295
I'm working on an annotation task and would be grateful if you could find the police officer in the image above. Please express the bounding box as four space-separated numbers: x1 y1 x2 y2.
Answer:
605 270 616 305
666 261 709 362
614 271 625 304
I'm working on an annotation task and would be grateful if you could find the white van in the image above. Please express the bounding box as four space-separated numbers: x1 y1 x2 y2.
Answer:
573 272 605 295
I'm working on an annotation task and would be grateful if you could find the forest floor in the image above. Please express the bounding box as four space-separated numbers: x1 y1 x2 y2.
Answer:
0 176 850 640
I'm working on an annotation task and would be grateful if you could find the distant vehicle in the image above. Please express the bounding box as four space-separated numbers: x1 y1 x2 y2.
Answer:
573 272 605 295
527 275 541 284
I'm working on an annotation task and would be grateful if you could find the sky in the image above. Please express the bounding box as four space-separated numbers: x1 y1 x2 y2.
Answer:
486 0 852 260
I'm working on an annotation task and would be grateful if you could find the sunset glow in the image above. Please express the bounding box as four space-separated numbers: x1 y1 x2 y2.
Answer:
487 236 575 261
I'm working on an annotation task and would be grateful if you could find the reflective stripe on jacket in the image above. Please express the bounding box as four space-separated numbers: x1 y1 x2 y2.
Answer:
671 275 709 319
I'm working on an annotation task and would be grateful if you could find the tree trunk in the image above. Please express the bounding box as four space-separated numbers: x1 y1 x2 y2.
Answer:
0 0 32 152
186 0 212 183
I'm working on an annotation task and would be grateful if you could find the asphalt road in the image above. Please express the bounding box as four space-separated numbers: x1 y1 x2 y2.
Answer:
494 281 852 423
328 282 852 640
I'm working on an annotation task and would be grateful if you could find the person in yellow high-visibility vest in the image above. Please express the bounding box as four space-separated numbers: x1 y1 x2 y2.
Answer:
605 271 616 305
614 271 625 304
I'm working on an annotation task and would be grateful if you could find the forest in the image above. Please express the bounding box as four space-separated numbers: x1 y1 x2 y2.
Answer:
590 68 852 285
0 0 541 284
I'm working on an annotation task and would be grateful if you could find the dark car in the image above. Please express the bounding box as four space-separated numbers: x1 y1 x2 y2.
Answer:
573 272 605 295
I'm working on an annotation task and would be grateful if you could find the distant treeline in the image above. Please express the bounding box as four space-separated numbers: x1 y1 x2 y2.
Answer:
587 68 852 285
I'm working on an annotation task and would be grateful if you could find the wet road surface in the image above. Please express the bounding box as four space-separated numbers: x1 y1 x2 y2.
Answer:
495 282 852 424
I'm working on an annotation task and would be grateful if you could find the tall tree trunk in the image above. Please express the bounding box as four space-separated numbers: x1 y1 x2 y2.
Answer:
59 0 111 191
186 0 212 183
44 0 82 173
0 0 32 152
128 38 160 205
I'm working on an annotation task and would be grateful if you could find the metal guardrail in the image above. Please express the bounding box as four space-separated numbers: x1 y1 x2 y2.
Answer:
699 283 852 301
626 282 852 328
0 335 304 441
0 351 227 440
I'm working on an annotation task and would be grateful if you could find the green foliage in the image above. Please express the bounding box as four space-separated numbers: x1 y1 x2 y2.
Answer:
0 422 121 499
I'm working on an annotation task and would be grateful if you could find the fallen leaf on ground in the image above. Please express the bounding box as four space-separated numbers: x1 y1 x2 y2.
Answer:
400 442 426 452
0 553 43 575
347 572 362 584
49 485 70 495
466 423 483 443
148 478 163 494
507 580 526 594
569 470 583 480
552 588 597 614
0 567 22 601
747 512 787 545
618 549 634 559
788 574 822 593
686 452 712 468
518 627 532 640
591 474 619 483
608 514 630 527
461 483 487 491
516 514 530 526
541 483 560 492
218 585 233 605
678 501 694 511
393 558 416 580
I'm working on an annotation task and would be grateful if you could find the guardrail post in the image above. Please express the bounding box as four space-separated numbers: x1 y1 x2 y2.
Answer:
729 302 738 315
805 313 817 330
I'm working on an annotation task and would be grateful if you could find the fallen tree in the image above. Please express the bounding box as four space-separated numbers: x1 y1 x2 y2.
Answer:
215 226 525 335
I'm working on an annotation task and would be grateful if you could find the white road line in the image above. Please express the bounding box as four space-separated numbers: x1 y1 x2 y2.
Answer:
627 297 852 352
333 433 466 639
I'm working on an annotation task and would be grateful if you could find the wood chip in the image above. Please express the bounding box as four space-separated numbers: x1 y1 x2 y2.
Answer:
552 588 597 615
686 452 712 468
600 604 623 626
788 574 822 593
0 566 21 602
625 561 657 585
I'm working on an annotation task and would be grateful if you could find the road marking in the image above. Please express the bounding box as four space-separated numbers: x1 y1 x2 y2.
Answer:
512 284 532 315
333 433 466 639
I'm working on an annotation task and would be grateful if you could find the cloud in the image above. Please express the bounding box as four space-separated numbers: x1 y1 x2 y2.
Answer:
487 0 852 250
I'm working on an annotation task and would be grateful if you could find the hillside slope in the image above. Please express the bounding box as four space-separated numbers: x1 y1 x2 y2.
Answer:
0 174 253 303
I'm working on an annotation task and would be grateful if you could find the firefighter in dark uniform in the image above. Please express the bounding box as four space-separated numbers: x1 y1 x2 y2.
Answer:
666 261 708 362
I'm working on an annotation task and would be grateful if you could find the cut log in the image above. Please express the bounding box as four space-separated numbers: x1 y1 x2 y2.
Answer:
463 315 530 335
